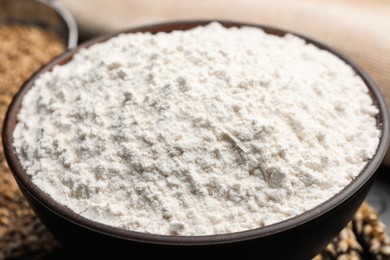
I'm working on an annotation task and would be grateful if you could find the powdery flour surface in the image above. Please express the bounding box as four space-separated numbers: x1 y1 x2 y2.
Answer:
13 23 380 235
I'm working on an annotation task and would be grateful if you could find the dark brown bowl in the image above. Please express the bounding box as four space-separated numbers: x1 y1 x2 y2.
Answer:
2 20 390 259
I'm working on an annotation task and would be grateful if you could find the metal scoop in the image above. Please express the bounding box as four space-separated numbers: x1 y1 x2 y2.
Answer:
0 0 78 48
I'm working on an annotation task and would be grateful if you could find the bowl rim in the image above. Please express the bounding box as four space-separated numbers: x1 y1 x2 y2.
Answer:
2 19 390 246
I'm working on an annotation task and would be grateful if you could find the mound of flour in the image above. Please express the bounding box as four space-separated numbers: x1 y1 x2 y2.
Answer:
13 22 380 235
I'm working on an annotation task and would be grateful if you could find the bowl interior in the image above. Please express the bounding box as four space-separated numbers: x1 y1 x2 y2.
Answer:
2 20 390 245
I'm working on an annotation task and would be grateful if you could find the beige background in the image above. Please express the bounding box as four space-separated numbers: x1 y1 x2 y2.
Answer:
59 0 390 164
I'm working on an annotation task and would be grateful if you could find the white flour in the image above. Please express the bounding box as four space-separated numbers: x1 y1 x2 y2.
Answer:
13 22 380 235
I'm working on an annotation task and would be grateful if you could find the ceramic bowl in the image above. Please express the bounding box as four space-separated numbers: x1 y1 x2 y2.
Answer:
2 20 389 259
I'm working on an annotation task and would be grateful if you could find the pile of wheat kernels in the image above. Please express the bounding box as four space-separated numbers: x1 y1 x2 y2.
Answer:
0 25 64 259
